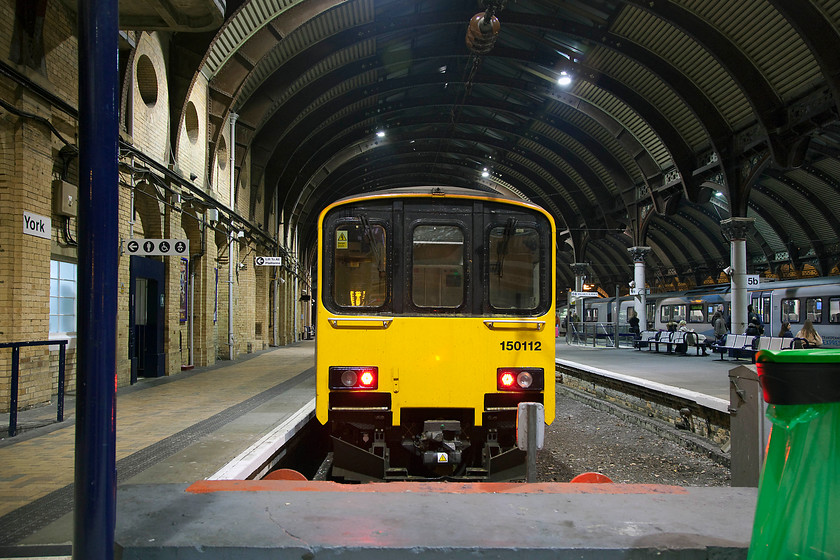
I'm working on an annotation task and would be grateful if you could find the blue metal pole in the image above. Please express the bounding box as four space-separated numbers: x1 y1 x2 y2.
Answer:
74 0 119 558
9 346 19 437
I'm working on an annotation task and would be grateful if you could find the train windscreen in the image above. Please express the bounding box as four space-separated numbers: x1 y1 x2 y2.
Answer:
332 222 387 308
488 224 541 310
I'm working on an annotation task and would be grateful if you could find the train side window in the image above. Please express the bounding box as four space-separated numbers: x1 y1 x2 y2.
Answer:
829 298 840 323
781 298 800 323
805 297 823 324
412 225 464 308
672 304 686 323
660 305 671 323
688 304 704 323
332 222 387 308
488 225 541 310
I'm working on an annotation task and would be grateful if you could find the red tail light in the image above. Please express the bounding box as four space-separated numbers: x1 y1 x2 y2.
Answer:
497 368 544 391
329 366 378 390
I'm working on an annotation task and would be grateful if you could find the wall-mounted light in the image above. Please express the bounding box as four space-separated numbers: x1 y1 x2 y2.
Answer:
557 71 572 86
723 266 733 276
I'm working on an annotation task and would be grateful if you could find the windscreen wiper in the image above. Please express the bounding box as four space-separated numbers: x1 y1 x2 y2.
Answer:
496 217 517 278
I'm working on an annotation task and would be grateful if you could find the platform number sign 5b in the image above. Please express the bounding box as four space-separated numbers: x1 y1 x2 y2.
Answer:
746 274 760 288
125 238 189 257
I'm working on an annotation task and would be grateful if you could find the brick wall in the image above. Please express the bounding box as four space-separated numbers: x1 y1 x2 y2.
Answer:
0 12 297 413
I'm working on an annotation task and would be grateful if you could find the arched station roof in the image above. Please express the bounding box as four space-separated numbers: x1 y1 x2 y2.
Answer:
165 0 840 290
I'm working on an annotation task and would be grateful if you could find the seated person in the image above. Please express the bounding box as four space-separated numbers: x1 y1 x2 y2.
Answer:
745 320 761 337
778 321 794 338
795 319 823 347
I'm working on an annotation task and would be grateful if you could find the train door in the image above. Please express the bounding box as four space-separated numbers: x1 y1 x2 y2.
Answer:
129 255 166 380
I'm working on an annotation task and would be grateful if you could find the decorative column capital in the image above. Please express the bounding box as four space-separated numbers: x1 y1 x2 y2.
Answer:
570 262 589 276
720 217 755 242
627 246 651 263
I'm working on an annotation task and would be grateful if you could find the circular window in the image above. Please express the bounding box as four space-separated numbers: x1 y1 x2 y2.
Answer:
136 55 158 106
217 136 228 170
185 102 199 144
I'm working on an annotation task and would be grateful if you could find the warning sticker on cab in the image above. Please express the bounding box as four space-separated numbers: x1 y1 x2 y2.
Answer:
336 230 348 249
437 453 448 463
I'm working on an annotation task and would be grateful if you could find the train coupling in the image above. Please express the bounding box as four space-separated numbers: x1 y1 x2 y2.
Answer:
418 420 468 466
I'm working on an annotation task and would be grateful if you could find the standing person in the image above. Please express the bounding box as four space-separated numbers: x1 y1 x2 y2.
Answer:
628 309 640 338
748 304 764 334
712 311 728 344
795 319 823 347
778 321 793 338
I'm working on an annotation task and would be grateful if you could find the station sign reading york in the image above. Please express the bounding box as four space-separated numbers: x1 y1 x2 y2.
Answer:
125 238 189 257
23 211 51 240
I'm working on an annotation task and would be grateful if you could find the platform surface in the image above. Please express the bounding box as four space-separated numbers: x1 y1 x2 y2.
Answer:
115 481 755 559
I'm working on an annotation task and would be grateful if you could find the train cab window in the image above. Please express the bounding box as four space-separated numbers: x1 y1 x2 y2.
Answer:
585 307 598 322
332 222 387 308
781 298 800 323
488 224 541 310
412 225 464 308
688 304 704 323
829 298 840 323
806 298 823 323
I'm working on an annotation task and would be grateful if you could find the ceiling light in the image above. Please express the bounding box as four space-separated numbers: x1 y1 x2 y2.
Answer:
376 130 386 138
481 169 490 178
557 71 572 86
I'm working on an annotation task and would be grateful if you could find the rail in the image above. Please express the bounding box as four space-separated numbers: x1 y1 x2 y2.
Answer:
1 339 69 437
566 322 635 348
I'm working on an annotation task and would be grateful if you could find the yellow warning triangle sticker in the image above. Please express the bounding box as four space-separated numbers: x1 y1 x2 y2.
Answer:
337 231 347 242
437 453 448 463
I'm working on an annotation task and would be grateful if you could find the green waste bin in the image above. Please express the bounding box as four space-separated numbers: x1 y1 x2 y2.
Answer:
748 349 840 560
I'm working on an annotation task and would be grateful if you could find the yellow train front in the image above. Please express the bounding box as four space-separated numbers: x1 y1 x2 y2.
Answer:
316 187 555 481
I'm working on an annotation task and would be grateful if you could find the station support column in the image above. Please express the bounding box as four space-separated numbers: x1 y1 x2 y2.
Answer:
628 246 650 330
570 263 589 321
721 218 754 336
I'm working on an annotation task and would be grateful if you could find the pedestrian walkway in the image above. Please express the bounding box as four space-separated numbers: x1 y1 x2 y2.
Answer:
0 341 316 551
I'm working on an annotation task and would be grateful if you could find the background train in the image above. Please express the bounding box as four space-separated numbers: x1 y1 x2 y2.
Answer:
315 186 556 482
570 277 840 347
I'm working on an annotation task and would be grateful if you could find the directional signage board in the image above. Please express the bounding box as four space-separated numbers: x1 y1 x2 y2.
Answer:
125 238 189 257
570 291 599 298
255 256 283 266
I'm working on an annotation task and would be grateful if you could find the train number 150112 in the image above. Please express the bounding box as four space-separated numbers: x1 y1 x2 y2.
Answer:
500 341 541 351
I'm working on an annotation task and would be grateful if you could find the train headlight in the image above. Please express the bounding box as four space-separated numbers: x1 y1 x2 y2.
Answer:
497 368 543 391
340 370 358 387
330 366 378 390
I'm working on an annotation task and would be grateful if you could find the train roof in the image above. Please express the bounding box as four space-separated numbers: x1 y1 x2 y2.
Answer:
323 186 553 217
564 276 840 304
